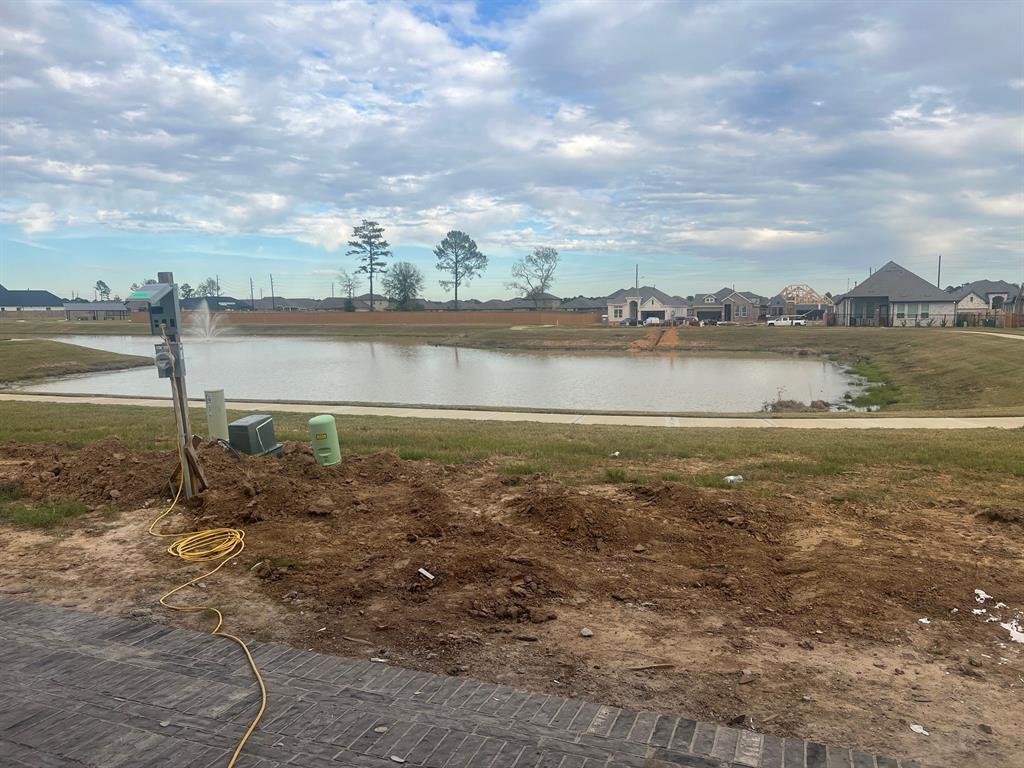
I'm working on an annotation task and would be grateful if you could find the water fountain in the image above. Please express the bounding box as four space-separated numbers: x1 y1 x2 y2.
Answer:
186 299 226 338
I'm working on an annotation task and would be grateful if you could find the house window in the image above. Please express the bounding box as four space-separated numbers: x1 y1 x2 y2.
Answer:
920 305 929 319
739 305 748 317
896 303 905 319
706 296 715 303
613 307 623 319
907 303 919 319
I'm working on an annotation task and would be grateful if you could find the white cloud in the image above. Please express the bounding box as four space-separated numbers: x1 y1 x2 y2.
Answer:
0 0 1021 286
18 203 57 235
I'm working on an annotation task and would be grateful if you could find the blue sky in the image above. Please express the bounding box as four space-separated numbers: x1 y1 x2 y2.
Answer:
1 0 1022 301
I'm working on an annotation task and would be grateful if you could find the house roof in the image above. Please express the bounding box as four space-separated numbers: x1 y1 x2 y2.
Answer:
953 280 1019 301
0 285 65 307
561 296 606 310
770 284 833 306
252 296 321 309
606 286 688 307
64 302 128 311
180 296 248 311
834 261 950 303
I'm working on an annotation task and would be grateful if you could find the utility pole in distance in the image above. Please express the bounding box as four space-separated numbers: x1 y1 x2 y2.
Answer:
937 254 942 288
269 274 275 311
250 277 255 310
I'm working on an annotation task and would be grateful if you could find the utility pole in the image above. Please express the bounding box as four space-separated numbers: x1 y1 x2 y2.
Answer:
249 277 255 311
216 274 220 295
936 254 942 288
269 274 275 311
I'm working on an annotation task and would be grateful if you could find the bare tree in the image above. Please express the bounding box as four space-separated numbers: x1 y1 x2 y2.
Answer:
347 220 390 310
507 247 559 310
195 278 219 297
434 230 487 311
382 262 425 311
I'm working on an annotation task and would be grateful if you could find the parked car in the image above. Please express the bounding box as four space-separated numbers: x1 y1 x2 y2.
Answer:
619 318 639 327
766 315 806 326
643 317 663 326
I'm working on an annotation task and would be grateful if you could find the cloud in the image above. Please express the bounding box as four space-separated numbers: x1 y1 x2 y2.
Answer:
18 203 57 235
0 0 1021 290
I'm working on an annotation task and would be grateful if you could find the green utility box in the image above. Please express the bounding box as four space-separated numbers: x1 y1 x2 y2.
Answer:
308 414 341 467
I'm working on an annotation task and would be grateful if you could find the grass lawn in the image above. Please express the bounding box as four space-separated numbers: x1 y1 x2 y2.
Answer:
1 400 1021 482
2 318 1021 414
0 339 151 384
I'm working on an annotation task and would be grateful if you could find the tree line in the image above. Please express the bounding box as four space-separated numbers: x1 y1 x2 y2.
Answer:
91 277 222 302
94 220 560 311
340 219 560 311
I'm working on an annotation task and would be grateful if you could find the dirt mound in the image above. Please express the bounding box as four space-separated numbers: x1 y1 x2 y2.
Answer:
508 486 639 546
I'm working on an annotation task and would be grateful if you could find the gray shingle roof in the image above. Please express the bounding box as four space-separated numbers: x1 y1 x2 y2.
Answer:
836 261 950 302
0 286 64 307
953 280 1018 301
605 286 688 306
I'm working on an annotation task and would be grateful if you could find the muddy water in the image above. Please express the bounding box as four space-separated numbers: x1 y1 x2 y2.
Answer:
25 335 854 412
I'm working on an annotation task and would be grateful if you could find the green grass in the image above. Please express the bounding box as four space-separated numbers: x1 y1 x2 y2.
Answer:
0 486 89 529
0 339 150 383
603 467 630 483
1 401 1020 480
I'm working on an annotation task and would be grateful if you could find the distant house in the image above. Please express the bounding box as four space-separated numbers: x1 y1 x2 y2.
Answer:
561 296 607 312
0 284 65 312
688 288 767 323
64 301 129 320
606 286 689 323
952 280 1019 314
180 296 250 312
768 285 833 317
251 296 321 311
832 261 956 326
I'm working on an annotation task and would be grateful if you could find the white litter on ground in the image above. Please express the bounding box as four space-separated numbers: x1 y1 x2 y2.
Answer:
1000 619 1024 644
972 608 987 615
918 618 930 625
724 475 744 484
975 589 993 603
910 724 929 736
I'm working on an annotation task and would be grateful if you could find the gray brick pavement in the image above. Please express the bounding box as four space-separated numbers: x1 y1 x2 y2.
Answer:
0 596 912 768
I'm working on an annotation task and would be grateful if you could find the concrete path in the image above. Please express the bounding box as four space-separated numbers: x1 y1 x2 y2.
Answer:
956 331 1024 341
2 392 1023 430
0 596 911 768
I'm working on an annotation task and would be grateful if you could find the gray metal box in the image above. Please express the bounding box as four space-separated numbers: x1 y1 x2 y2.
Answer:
228 414 283 456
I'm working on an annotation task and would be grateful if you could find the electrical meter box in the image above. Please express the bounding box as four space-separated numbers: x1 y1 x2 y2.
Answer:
228 414 284 457
153 342 185 378
127 283 180 337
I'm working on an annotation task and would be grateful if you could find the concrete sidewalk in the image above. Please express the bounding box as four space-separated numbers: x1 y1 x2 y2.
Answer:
2 392 1023 430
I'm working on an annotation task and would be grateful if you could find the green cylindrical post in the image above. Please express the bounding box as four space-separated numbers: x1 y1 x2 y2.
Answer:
308 414 341 466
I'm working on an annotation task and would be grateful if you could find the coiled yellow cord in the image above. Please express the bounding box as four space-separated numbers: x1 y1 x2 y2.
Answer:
148 326 266 768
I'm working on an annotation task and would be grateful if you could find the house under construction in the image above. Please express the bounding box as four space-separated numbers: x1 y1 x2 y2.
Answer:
768 284 833 317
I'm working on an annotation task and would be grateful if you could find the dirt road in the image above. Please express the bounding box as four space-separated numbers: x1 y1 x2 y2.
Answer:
0 439 1021 767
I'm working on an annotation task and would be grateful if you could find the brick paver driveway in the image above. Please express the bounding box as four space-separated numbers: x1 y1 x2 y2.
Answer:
0 596 912 768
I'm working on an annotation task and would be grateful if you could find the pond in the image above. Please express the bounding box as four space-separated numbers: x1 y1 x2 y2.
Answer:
22 335 856 413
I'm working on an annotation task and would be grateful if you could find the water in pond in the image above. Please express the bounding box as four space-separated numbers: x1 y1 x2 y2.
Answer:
22 336 856 413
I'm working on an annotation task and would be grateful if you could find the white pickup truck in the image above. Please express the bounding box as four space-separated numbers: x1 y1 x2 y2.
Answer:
766 315 806 327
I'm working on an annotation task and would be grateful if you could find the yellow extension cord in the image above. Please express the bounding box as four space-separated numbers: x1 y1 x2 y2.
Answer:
147 329 267 767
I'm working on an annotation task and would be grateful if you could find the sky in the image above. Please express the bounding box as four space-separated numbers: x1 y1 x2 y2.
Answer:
1 0 1022 302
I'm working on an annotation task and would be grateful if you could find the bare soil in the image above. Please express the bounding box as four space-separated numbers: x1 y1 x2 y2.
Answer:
1 439 1022 768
